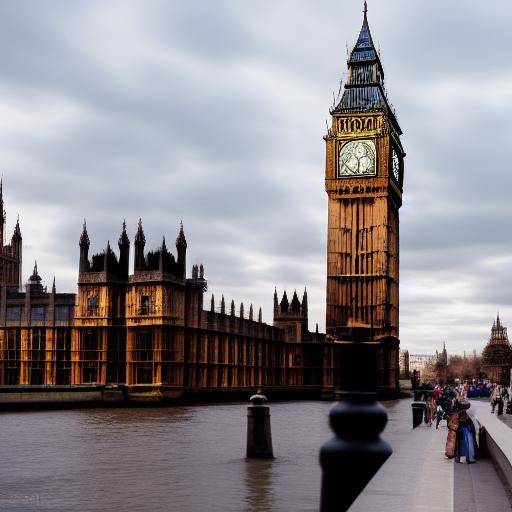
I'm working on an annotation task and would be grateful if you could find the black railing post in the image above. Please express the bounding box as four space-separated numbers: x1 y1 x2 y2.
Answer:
319 329 392 512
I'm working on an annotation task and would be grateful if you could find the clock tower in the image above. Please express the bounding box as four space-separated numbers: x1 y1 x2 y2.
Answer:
325 3 404 392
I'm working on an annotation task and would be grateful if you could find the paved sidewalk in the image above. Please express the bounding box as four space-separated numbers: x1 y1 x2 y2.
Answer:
454 458 511 512
350 422 454 511
349 402 512 512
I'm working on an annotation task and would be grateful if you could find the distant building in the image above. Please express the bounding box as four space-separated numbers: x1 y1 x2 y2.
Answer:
407 343 447 383
399 349 409 379
481 314 512 385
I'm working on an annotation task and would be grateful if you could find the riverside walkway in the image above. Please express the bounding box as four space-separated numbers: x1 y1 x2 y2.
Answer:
349 401 512 512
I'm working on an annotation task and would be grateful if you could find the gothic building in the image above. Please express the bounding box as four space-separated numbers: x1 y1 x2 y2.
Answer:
0 197 329 397
482 314 512 385
324 3 402 392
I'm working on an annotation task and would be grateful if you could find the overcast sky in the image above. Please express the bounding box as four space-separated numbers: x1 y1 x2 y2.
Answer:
1 1 511 354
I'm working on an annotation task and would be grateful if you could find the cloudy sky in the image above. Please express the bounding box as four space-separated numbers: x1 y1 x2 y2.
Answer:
0 0 510 354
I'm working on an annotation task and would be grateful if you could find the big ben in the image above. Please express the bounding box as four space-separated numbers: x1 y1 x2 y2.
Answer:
325 3 404 392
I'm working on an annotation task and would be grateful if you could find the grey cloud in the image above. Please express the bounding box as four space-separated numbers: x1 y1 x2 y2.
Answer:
1 0 512 353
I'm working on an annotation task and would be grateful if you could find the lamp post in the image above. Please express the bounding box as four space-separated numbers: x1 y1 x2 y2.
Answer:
319 327 392 511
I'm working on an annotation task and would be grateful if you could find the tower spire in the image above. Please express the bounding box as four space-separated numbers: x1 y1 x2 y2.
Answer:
80 219 90 247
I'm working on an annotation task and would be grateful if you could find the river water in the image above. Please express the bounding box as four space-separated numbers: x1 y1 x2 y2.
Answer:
0 399 410 511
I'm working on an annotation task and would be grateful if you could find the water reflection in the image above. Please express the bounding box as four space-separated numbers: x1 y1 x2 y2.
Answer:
243 458 275 512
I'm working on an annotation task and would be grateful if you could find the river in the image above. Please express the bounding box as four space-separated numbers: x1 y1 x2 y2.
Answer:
0 398 411 511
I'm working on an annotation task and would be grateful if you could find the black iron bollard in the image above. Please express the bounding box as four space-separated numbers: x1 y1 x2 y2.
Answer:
246 392 273 458
411 401 426 429
413 389 423 402
319 332 392 512
498 399 504 416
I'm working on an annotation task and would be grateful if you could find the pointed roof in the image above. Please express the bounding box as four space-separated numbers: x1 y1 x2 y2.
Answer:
12 215 21 241
332 2 400 132
280 290 289 310
291 290 301 312
135 218 145 245
176 221 187 248
349 2 378 65
80 219 90 247
29 261 42 283
118 220 130 247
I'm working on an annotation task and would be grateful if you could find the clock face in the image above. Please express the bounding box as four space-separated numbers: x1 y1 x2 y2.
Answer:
392 149 400 182
338 140 376 177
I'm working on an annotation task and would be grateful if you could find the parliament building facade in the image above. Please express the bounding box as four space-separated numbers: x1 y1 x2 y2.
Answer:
0 6 401 401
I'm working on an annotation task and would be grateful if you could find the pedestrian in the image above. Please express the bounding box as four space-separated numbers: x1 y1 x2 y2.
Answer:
455 410 477 464
435 403 444 429
491 386 501 413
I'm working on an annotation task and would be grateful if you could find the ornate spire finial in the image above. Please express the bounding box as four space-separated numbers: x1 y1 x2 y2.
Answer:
176 220 187 248
119 219 130 247
12 214 21 241
135 218 146 245
364 0 368 17
80 218 90 247
52 276 56 294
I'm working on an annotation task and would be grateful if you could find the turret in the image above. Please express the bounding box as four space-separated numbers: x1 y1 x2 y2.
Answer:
302 288 308 316
104 241 111 273
176 221 187 278
27 261 44 294
79 219 90 273
291 290 301 313
11 215 22 289
159 236 167 272
280 291 289 313
134 218 146 271
118 220 130 277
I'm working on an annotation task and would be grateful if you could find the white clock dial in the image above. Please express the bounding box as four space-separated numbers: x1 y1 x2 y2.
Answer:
338 140 376 177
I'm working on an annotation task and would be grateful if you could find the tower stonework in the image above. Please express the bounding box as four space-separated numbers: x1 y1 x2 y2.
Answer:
324 6 404 393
